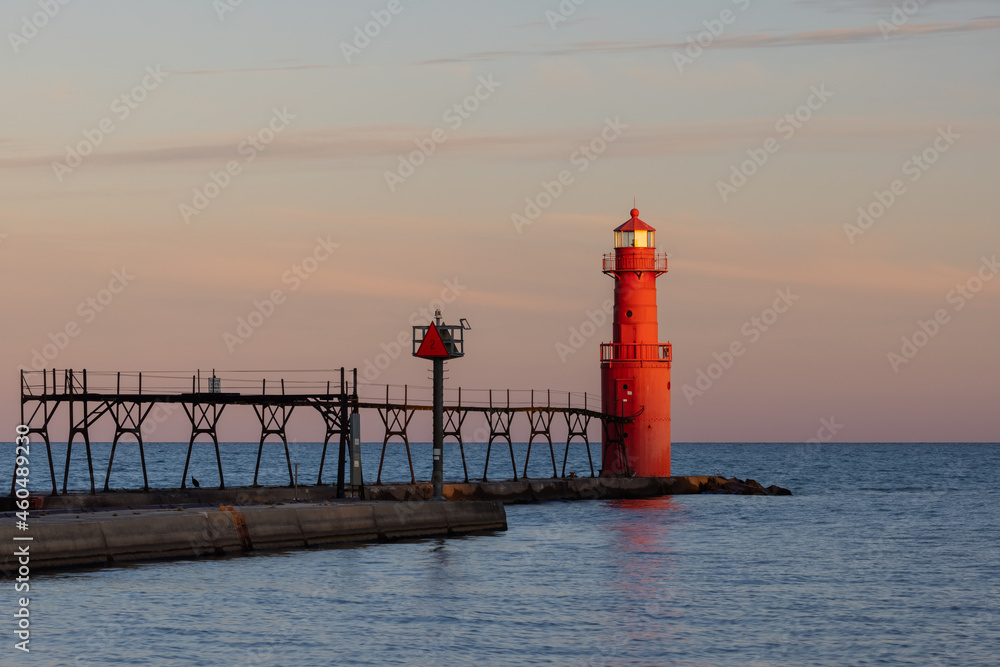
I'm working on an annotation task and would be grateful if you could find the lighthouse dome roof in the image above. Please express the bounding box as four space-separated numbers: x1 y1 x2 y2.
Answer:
614 208 655 233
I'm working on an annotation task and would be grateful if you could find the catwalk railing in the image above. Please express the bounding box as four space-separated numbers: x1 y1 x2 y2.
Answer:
14 369 632 495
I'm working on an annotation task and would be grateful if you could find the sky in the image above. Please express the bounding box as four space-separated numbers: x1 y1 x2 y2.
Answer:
1 0 998 444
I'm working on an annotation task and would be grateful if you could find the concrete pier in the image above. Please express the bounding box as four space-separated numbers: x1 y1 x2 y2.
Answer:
1 475 788 573
0 500 506 573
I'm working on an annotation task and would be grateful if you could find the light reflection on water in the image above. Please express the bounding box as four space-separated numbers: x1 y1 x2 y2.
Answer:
11 443 1000 666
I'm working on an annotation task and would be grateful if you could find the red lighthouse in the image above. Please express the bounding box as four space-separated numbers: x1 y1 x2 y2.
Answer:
601 208 672 477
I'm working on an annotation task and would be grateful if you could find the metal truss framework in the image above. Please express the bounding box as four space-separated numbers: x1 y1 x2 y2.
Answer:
16 370 630 495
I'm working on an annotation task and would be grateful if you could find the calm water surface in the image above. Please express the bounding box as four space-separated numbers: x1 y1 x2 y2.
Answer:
5 442 999 666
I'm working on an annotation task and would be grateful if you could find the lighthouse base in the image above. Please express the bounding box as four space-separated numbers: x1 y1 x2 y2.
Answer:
601 361 672 477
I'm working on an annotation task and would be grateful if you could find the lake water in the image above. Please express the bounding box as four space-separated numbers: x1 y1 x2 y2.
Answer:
4 442 999 666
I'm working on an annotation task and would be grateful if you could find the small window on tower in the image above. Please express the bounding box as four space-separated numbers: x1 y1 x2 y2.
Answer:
626 310 633 318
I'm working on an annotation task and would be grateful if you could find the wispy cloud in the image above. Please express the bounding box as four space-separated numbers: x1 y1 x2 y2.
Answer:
797 0 993 14
423 17 1000 64
168 64 334 76
515 17 601 30
3 118 997 172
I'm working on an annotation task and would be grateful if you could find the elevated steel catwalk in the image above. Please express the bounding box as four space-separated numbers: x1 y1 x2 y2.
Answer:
16 369 629 496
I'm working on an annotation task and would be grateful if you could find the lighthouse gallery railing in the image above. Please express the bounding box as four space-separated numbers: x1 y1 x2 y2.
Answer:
600 343 672 362
602 253 668 273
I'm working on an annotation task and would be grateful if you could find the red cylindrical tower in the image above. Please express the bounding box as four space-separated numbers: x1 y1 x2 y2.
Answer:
601 208 672 477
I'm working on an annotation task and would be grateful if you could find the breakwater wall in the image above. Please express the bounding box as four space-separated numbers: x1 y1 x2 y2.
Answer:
1 475 788 513
1 500 506 573
1 475 789 573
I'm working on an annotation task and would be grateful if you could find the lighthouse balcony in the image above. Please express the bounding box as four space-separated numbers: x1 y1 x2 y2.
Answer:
602 253 667 274
601 343 672 362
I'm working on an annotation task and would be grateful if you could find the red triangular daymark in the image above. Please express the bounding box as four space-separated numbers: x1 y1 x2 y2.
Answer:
415 322 450 358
